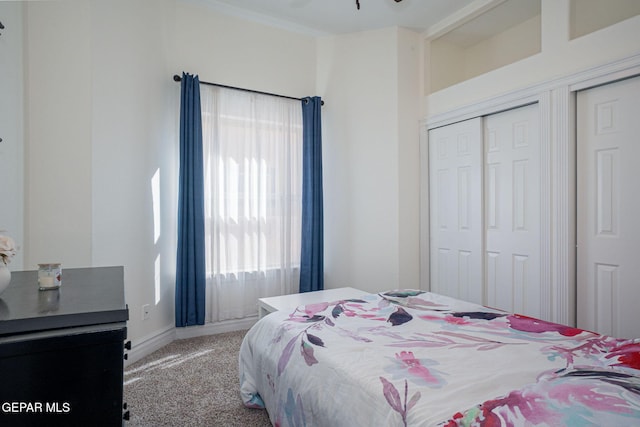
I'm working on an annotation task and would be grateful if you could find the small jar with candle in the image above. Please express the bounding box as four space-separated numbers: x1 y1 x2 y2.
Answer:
38 263 62 290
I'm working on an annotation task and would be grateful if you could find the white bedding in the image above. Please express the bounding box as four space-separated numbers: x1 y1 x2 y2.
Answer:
239 290 640 426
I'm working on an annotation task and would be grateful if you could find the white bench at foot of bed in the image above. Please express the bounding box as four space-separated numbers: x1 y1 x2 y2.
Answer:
257 287 367 319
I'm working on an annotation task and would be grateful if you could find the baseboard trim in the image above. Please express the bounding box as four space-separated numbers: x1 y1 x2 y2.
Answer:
125 317 259 366
175 317 258 340
125 325 176 366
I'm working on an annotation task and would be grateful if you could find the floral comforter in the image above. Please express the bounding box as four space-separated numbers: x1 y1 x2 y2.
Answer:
239 291 640 426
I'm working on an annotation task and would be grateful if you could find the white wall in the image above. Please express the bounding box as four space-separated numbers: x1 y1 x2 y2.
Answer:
317 27 420 294
18 0 422 353
172 1 316 98
21 0 317 347
0 2 24 270
24 1 93 268
396 28 421 291
90 0 178 346
426 0 640 116
21 0 174 345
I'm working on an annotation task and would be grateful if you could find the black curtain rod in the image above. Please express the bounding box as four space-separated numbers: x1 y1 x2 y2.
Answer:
173 74 324 106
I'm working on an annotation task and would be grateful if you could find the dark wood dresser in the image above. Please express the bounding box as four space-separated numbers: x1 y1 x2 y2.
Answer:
0 266 130 426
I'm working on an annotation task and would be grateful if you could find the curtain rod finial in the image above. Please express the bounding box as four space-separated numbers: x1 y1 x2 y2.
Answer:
173 74 182 82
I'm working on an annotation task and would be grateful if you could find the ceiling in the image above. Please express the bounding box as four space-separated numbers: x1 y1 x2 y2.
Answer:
195 0 474 36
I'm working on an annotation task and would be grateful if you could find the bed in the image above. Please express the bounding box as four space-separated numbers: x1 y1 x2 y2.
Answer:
239 290 640 426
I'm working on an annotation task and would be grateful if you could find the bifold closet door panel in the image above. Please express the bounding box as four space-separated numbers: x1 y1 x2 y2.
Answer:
484 104 542 318
428 118 483 305
577 76 640 339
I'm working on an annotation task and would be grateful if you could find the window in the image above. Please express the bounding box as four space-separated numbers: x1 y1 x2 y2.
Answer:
200 85 302 321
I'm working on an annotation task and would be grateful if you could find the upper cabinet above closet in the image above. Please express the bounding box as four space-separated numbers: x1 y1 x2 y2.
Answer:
570 0 640 40
428 0 541 94
426 0 640 96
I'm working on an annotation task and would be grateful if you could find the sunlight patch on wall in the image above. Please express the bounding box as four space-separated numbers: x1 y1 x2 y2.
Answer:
152 168 161 244
155 254 161 305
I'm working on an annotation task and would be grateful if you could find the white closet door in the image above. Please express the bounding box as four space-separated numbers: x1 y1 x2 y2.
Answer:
577 76 640 339
484 104 541 317
429 118 483 304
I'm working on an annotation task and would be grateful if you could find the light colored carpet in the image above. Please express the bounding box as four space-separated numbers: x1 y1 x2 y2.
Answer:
124 330 272 426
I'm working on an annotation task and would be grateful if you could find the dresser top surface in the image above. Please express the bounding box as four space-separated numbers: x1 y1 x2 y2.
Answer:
0 266 128 336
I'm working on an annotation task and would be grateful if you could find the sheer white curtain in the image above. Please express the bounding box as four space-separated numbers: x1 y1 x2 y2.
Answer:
200 85 302 322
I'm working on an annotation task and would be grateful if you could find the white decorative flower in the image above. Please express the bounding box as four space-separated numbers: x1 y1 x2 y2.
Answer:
0 231 18 265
